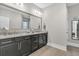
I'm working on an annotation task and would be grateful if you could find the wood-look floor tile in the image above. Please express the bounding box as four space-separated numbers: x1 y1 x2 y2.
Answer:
30 45 79 56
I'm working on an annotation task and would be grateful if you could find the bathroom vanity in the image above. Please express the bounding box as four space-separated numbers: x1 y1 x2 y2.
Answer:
0 4 48 56
0 32 48 56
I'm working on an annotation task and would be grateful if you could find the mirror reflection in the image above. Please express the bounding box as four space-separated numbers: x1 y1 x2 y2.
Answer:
22 17 30 30
0 5 42 35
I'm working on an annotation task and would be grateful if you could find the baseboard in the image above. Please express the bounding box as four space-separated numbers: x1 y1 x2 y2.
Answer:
68 42 79 47
47 43 66 51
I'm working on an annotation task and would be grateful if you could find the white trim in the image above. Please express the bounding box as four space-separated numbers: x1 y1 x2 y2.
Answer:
47 43 67 51
68 42 79 47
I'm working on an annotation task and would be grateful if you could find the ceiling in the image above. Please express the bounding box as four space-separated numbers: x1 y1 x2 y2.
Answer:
34 3 79 9
34 3 53 9
67 3 78 7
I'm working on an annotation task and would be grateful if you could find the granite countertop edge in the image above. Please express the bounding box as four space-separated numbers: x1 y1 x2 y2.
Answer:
0 31 48 39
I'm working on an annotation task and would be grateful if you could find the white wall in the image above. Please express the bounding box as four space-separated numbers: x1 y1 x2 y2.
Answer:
68 4 79 44
43 3 68 51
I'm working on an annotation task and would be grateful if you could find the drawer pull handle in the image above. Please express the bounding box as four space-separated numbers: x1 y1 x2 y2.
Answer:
25 37 30 40
1 41 12 44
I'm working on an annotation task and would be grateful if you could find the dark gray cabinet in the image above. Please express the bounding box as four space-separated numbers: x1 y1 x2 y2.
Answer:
0 47 1 56
0 36 31 56
42 33 47 45
0 33 48 56
39 34 43 48
15 36 31 56
39 33 47 48
31 35 39 52
20 37 31 56
0 42 20 56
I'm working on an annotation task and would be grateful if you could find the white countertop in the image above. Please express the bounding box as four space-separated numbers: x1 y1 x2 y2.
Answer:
0 31 47 39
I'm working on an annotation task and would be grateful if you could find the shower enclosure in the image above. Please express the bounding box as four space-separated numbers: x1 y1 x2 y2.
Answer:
71 18 79 40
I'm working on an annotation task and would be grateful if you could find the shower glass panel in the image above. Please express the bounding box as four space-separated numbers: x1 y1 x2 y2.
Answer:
72 20 79 40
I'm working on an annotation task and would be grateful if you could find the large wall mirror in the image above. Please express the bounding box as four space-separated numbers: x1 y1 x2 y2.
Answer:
71 20 79 40
22 16 30 30
0 4 42 34
30 15 41 32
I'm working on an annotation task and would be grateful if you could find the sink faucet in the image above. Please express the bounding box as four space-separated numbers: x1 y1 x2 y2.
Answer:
1 27 9 35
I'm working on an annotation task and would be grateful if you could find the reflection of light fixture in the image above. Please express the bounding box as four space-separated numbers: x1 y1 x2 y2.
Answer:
33 9 42 16
16 3 23 6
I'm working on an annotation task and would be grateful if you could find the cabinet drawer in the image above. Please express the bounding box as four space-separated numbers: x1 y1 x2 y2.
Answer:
24 37 30 40
14 37 23 41
0 42 19 56
0 38 15 45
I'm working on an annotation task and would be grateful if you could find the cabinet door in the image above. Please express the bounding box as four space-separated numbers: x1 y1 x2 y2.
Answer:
42 34 47 45
39 33 47 48
39 34 44 48
0 48 1 56
1 42 20 56
31 35 39 52
20 37 31 56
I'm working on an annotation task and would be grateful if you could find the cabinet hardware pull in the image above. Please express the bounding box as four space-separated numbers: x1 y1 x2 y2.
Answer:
20 42 21 49
18 42 20 50
1 41 12 44
25 37 30 40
